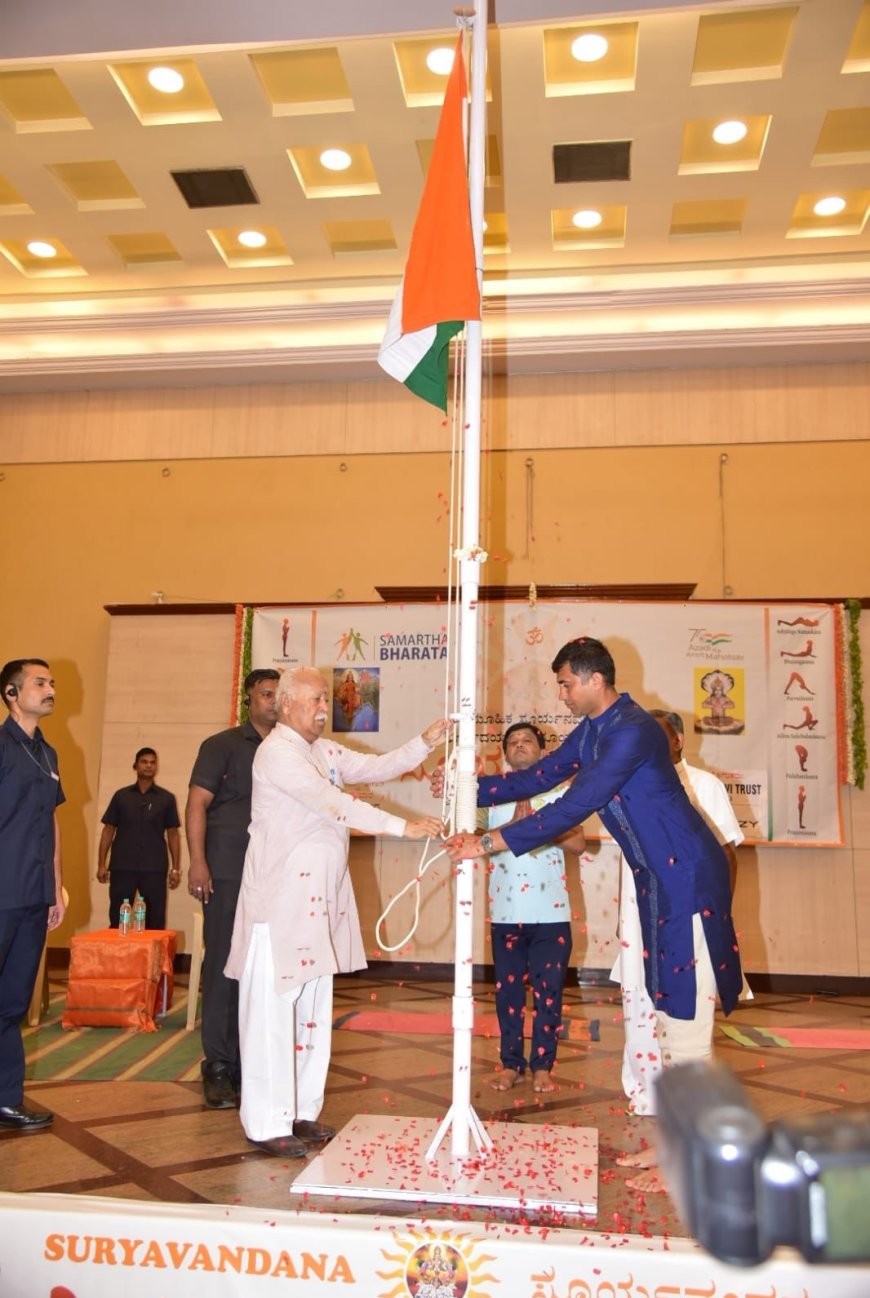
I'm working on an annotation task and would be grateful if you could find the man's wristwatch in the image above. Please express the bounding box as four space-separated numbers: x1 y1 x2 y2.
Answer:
480 832 495 853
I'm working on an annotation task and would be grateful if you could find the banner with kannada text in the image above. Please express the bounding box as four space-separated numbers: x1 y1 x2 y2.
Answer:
0 1190 865 1298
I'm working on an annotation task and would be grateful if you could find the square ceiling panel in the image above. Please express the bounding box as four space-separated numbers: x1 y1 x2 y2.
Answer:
109 60 220 125
393 35 490 108
554 140 631 183
552 205 626 250
483 212 509 254
670 198 747 238
250 47 353 115
0 237 85 277
679 115 770 174
813 107 870 165
207 225 293 268
288 144 379 198
843 1 870 73
108 232 182 266
692 5 798 85
0 175 31 215
323 220 397 258
0 69 89 133
172 168 259 209
48 160 143 211
543 22 638 97
787 190 870 238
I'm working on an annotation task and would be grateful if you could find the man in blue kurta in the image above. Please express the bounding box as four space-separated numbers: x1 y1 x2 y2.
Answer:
446 636 742 1192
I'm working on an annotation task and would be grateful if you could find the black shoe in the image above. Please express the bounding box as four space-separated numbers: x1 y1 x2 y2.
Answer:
293 1119 335 1144
0 1104 53 1132
247 1133 308 1158
201 1063 237 1110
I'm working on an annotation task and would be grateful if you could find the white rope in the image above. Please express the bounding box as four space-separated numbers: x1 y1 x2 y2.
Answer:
374 320 468 956
374 748 460 952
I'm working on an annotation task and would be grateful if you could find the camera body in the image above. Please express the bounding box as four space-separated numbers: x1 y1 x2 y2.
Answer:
655 1060 870 1267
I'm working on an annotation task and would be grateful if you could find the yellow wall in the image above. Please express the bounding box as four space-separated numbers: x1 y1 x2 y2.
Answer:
1 366 869 975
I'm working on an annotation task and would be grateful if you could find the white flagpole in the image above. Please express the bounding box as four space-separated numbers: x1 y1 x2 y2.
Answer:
426 0 490 1162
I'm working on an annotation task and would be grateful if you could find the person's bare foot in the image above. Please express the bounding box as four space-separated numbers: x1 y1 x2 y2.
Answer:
490 1068 522 1091
532 1071 556 1093
616 1144 666 1192
615 1145 656 1170
626 1166 666 1194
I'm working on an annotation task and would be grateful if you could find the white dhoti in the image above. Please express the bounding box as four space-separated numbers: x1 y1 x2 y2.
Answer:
238 922 333 1142
613 866 719 1115
654 912 717 1069
611 856 663 1116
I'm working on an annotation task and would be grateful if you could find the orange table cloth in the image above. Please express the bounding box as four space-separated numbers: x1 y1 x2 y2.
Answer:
62 929 177 1032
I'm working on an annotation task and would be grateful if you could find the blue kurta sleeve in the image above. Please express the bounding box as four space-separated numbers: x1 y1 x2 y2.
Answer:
477 729 583 806
500 721 651 857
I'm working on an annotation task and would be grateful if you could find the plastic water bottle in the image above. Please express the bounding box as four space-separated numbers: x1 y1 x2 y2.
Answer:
133 895 147 933
119 898 132 935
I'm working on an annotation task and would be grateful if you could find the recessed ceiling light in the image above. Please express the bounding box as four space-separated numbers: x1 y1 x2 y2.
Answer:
572 209 603 229
426 46 455 76
147 66 185 94
813 195 846 217
27 240 57 258
237 229 267 248
712 120 748 145
319 148 352 172
571 33 609 63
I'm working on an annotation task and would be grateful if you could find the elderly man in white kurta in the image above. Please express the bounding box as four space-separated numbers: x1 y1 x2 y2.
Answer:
612 708 745 1121
225 666 446 1158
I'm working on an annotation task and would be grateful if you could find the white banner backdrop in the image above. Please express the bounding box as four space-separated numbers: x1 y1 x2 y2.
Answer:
0 1190 865 1298
252 601 842 846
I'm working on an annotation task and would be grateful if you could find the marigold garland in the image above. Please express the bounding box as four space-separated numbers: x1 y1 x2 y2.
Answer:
835 604 853 786
237 605 254 724
846 599 866 790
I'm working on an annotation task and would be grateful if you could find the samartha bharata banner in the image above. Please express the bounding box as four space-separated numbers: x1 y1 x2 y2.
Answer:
252 600 843 847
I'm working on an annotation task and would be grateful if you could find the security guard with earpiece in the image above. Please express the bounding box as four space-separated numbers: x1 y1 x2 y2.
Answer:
0 658 66 1132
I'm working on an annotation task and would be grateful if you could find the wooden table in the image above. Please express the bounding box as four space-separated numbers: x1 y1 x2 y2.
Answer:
62 928 177 1032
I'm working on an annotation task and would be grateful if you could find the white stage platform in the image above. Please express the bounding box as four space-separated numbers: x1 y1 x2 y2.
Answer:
290 1114 598 1215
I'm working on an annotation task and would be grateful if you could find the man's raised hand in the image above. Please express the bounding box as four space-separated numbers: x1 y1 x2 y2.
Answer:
404 817 445 840
421 718 451 749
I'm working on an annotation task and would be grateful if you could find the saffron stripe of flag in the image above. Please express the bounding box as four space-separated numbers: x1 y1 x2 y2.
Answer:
378 36 480 410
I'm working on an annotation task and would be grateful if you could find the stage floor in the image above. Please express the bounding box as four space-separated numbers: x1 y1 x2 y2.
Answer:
8 972 870 1240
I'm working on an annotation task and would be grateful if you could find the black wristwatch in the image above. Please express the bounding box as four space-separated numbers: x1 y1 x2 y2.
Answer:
480 832 495 853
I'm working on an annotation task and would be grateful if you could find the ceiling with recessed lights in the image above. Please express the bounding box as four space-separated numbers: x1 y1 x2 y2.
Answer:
2 0 870 390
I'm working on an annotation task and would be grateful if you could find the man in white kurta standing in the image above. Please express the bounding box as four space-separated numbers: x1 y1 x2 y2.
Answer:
225 666 446 1158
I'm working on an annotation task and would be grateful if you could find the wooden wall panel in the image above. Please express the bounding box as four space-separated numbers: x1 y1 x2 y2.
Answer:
91 614 237 953
83 389 217 462
494 372 616 451
4 362 870 465
752 364 870 445
211 383 349 458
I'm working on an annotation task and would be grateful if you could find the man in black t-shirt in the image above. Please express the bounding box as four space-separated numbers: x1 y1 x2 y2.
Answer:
186 669 280 1109
97 748 181 931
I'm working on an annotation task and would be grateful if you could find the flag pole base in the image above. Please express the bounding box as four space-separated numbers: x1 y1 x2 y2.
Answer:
290 1113 598 1216
424 1101 492 1161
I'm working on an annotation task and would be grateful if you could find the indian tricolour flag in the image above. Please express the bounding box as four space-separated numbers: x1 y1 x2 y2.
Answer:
378 37 481 411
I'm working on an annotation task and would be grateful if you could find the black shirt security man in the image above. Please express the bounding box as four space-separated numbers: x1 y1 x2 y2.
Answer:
97 748 181 930
185 669 279 1109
